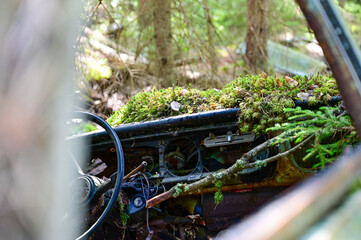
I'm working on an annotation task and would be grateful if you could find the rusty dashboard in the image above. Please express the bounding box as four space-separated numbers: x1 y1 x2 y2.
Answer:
68 105 320 238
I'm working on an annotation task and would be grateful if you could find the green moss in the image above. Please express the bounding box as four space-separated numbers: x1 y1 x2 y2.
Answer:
214 190 224 206
214 180 224 206
118 195 130 228
108 74 340 135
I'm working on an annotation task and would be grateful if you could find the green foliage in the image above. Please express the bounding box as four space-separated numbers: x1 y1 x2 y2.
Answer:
80 123 97 132
108 74 339 137
267 106 358 169
118 196 130 228
268 0 309 37
209 0 247 41
346 1 361 14
78 0 361 91
85 58 112 81
214 180 224 206
343 1 361 38
67 122 97 136
214 191 224 206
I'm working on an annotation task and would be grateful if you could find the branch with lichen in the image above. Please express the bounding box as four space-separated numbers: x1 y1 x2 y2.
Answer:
146 134 314 208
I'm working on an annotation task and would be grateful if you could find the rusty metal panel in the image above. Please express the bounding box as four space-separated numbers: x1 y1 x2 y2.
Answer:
202 188 287 234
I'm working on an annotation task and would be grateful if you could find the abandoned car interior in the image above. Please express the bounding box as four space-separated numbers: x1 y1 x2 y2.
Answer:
64 0 361 240
67 102 326 239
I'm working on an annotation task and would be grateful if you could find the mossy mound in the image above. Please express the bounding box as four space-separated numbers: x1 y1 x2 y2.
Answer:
107 74 339 135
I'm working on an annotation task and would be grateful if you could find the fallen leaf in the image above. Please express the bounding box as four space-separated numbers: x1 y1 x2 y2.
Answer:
285 76 298 87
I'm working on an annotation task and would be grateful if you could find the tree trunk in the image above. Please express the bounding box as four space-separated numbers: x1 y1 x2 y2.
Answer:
203 0 218 76
138 0 152 29
245 0 268 72
153 0 173 87
339 0 346 8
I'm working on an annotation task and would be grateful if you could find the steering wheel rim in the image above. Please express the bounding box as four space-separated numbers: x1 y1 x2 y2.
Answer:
72 111 124 240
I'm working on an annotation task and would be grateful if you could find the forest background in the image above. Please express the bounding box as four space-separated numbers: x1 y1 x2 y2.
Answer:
75 0 361 118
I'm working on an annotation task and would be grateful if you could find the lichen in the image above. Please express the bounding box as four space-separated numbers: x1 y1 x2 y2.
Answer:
173 183 189 197
237 159 246 169
255 160 267 168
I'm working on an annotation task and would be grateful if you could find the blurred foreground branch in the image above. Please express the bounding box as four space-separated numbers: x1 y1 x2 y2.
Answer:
0 0 80 239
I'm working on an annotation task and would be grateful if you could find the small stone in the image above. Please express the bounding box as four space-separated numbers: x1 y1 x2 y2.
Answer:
171 101 181 111
297 92 309 100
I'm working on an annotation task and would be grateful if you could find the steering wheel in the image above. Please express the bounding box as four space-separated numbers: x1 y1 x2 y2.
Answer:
70 112 124 240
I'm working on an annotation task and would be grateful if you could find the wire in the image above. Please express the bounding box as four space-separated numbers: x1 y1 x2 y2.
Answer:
145 172 153 177
151 181 160 197
140 172 152 235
